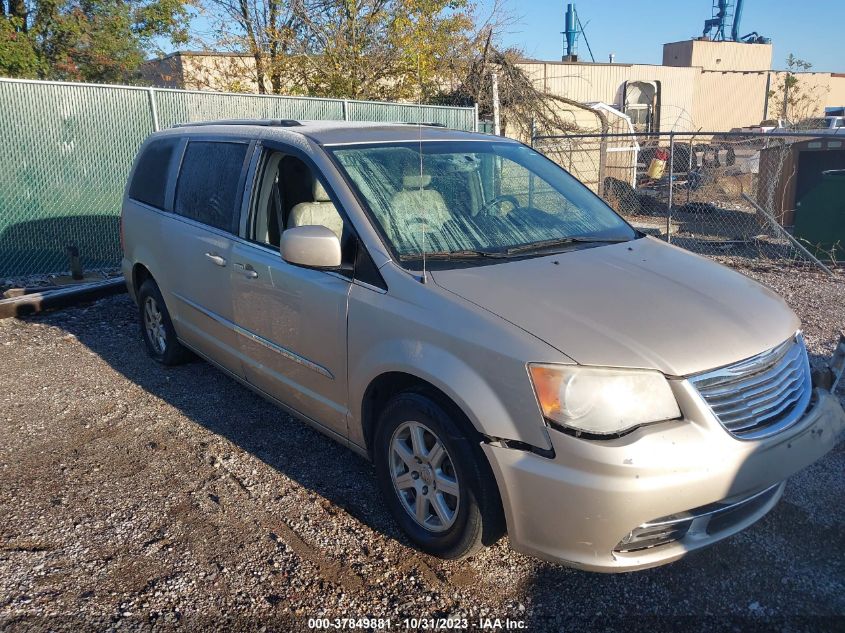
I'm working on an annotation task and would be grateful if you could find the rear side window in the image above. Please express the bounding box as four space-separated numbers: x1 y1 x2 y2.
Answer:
128 137 180 209
174 141 249 233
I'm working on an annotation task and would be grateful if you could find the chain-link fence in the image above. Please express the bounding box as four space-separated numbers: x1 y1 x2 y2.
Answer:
0 78 477 278
533 130 845 273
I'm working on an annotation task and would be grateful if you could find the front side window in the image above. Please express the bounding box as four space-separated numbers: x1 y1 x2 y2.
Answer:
329 141 636 263
175 141 249 233
249 151 347 248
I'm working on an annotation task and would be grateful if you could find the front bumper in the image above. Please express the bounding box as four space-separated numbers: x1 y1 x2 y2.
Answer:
483 387 845 572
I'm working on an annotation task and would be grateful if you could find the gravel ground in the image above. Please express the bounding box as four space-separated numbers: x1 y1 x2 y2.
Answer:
0 263 843 632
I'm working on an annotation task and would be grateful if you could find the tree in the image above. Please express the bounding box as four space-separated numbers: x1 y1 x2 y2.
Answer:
767 54 826 127
0 0 40 77
0 0 193 83
200 0 299 94
196 0 582 137
200 0 475 99
437 26 591 141
0 17 40 77
292 0 474 100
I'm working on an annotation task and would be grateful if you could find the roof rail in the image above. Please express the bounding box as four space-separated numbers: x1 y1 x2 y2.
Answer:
172 119 302 128
402 121 446 128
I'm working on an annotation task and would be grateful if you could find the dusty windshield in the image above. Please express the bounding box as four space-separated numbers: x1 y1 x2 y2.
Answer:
329 141 637 261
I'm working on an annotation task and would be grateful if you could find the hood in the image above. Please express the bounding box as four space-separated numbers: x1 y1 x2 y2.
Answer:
431 237 799 376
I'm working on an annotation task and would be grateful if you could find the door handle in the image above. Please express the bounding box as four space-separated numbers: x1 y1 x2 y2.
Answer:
234 262 259 279
205 252 227 267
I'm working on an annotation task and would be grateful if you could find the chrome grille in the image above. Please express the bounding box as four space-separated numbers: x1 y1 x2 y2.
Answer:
690 334 812 440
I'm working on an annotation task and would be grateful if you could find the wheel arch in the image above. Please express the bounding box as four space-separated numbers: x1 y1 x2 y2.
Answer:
364 370 509 548
349 337 553 455
360 371 481 459
132 262 153 295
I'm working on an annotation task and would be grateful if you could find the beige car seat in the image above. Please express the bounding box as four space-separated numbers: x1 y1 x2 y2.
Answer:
289 176 344 239
389 173 451 241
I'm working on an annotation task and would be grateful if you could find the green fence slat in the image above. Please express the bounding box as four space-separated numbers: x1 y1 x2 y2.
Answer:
0 79 476 277
0 81 155 277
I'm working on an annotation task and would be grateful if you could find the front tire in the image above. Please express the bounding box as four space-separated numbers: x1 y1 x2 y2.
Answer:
137 279 190 366
374 391 504 558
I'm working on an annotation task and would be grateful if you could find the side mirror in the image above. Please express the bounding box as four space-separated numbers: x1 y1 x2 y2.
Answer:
280 225 342 269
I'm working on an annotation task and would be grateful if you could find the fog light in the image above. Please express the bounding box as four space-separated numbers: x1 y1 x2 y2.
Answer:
615 520 692 552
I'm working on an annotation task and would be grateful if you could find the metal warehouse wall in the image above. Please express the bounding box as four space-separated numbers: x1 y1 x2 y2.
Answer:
519 61 845 134
523 104 607 193
663 40 773 72
517 62 700 132
763 72 845 121
0 78 476 277
829 75 845 108
694 71 770 131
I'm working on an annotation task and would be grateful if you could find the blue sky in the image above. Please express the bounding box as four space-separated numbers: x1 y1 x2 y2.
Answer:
483 0 840 72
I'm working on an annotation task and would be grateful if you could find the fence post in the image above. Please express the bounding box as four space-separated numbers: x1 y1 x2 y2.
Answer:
342 99 349 121
528 117 537 208
491 72 500 136
147 88 160 132
666 132 675 243
473 102 479 133
687 137 694 205
741 193 833 276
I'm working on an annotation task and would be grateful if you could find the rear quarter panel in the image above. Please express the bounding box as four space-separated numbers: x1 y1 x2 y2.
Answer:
121 201 183 318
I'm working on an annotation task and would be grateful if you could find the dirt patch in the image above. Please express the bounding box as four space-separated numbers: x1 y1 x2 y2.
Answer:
0 270 843 630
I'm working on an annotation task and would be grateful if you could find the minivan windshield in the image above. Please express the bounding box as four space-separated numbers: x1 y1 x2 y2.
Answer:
329 141 637 262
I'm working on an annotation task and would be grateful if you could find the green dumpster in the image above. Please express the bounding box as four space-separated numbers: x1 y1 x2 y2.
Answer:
794 169 845 260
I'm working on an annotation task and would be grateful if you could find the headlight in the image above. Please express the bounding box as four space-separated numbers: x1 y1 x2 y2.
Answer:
528 364 681 436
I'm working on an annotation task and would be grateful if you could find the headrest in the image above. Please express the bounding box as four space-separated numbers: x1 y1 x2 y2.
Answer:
313 177 331 202
402 173 432 189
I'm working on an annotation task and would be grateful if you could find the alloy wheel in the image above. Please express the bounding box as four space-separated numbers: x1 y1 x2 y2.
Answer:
389 421 460 532
143 296 167 355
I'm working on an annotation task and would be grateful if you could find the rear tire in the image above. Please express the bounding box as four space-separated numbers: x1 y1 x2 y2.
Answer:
138 279 190 366
373 391 505 559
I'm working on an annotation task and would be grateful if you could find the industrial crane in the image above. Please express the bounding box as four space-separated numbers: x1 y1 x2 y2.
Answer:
702 0 770 44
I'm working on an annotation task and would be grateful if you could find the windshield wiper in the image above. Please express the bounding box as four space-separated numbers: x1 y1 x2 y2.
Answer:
400 249 507 261
399 237 630 261
504 236 630 255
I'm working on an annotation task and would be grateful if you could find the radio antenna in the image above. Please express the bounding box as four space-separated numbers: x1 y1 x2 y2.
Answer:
417 47 427 284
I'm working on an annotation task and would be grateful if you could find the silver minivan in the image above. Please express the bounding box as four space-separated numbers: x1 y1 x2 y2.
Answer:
121 120 845 572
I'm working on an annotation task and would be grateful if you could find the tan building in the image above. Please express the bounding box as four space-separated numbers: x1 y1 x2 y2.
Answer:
517 40 845 134
142 52 262 93
143 40 845 133
516 60 701 133
663 39 772 72
526 101 640 194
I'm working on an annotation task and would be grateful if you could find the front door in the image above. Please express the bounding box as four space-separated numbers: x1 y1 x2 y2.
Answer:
229 147 351 437
230 243 350 436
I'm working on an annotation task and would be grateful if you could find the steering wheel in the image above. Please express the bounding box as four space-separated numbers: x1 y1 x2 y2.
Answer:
478 194 520 217
404 216 433 228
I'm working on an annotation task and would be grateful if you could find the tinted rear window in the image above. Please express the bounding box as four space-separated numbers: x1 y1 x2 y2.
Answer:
174 141 249 233
128 137 181 209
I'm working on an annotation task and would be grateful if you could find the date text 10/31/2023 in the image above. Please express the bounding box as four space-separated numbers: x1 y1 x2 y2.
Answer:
307 617 528 630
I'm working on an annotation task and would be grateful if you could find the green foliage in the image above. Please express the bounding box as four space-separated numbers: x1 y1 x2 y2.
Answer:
203 0 476 99
0 17 41 77
387 0 474 100
0 0 193 83
767 54 822 125
134 0 191 44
